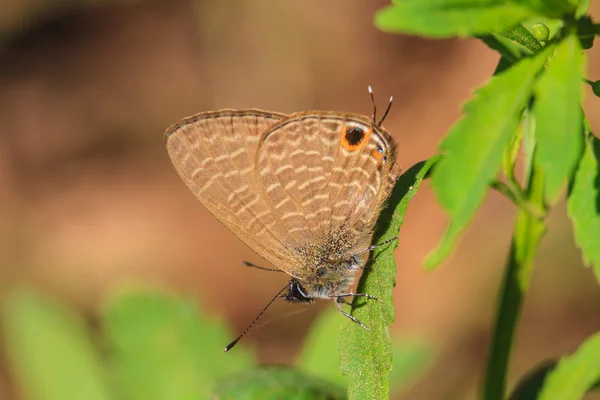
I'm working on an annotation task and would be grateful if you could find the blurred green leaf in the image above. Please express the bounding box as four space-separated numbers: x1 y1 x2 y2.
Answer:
212 366 346 400
298 307 434 394
518 0 579 18
376 1 535 38
533 34 584 203
425 48 552 269
102 288 254 400
340 156 440 400
389 339 434 394
538 331 600 399
509 360 556 400
576 0 590 17
567 132 600 277
3 289 112 400
296 308 347 386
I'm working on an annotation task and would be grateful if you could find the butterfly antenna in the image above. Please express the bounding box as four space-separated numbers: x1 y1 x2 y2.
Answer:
378 96 393 127
224 282 289 353
368 85 377 125
242 260 283 273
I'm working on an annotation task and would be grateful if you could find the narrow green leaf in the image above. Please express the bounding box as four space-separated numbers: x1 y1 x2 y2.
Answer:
376 2 535 38
502 120 525 182
425 48 553 269
533 34 585 203
102 288 254 400
538 332 600 399
567 133 600 277
212 367 346 400
340 156 441 400
296 308 347 386
3 289 112 400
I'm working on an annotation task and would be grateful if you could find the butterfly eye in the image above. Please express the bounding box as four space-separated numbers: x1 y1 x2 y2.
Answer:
345 127 365 146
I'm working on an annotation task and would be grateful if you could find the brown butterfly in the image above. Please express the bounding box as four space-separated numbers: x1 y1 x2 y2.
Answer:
165 88 400 351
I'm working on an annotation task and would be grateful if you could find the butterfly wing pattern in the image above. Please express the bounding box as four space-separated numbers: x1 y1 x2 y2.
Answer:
255 112 398 299
165 109 298 273
165 108 399 321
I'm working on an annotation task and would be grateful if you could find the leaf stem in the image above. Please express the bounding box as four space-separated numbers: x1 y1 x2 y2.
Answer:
483 118 548 400
491 180 520 204
491 181 545 219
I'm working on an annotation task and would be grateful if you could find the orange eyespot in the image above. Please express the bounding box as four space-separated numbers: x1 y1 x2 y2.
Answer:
340 125 372 151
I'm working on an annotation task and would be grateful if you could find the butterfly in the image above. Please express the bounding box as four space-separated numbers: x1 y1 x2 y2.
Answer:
164 88 400 351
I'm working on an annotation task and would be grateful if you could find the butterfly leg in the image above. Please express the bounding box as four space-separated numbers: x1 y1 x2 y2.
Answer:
335 298 369 331
353 237 398 257
332 292 378 301
242 261 283 273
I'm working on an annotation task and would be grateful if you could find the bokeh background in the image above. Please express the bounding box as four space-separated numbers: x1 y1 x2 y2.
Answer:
1 1 599 399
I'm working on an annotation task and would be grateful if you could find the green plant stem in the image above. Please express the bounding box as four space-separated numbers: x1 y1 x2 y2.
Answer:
483 165 547 399
491 180 520 204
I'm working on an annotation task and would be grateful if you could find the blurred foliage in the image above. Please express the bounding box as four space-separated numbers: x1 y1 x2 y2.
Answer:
375 0 600 399
3 290 112 400
2 286 433 400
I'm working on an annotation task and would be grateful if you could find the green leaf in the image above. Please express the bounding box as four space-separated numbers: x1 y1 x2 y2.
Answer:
518 0 580 17
389 339 434 394
576 0 590 17
375 1 535 38
425 48 553 269
533 34 585 203
567 132 600 277
509 360 556 400
212 367 346 400
296 308 347 386
500 24 543 53
538 331 600 399
479 34 532 68
102 288 254 400
522 18 564 42
2 289 112 400
340 156 441 400
298 308 434 393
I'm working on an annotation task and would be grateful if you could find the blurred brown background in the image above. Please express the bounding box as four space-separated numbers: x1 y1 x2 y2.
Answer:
0 1 599 399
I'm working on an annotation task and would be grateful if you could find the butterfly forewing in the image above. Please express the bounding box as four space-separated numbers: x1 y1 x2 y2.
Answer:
165 109 301 270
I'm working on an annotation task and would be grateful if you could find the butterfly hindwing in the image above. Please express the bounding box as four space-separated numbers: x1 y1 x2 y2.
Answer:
255 112 398 258
165 109 301 271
